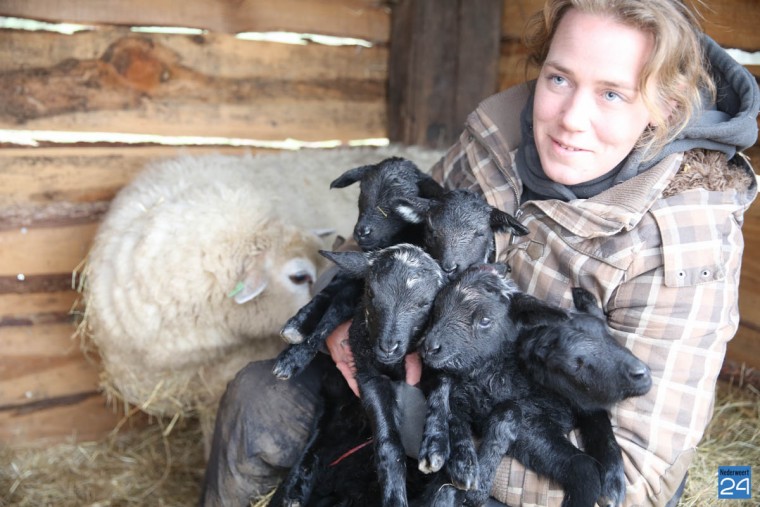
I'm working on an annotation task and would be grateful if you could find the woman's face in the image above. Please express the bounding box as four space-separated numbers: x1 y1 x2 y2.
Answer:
533 9 655 186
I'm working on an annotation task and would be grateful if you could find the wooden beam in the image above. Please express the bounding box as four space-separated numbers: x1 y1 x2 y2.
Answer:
0 0 390 42
0 30 387 142
387 0 504 148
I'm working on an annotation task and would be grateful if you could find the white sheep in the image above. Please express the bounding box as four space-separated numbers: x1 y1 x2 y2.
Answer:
80 146 444 423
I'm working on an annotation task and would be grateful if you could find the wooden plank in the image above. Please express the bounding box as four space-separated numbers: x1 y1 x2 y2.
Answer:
1 322 84 360
727 324 760 371
0 28 387 79
0 223 97 278
498 0 760 91
498 39 538 91
501 0 543 41
454 0 506 132
720 358 760 390
0 0 390 42
387 0 503 148
500 0 760 52
0 146 273 229
0 30 387 141
0 274 73 295
0 393 126 444
0 146 268 197
699 0 760 52
0 321 98 403
387 0 458 148
0 291 78 323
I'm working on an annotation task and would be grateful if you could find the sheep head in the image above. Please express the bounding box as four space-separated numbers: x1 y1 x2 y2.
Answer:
330 157 444 251
321 244 445 365
394 190 528 280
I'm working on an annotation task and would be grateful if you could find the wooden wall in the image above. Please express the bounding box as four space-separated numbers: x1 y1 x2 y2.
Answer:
0 0 391 445
1 0 759 445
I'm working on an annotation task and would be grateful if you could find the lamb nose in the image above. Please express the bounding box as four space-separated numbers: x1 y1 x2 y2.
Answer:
425 342 441 357
356 225 372 238
629 364 652 383
380 341 400 355
442 263 458 274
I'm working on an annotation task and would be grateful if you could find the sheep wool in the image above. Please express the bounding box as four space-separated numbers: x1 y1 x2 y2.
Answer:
79 146 444 422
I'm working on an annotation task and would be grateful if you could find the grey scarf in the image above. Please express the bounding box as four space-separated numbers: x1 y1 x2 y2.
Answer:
516 34 760 202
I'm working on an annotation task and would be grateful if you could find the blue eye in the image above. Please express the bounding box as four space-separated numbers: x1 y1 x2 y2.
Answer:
603 90 622 102
550 74 566 86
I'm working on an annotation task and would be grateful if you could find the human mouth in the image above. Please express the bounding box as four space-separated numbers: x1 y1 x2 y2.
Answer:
552 138 587 153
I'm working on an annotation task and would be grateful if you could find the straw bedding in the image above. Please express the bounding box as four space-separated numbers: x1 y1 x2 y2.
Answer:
1 378 757 506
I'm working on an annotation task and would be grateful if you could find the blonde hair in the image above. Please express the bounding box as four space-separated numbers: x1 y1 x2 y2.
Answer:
523 0 716 159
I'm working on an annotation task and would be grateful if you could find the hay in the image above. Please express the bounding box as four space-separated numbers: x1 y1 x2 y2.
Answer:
0 418 205 507
680 380 760 506
2 380 757 506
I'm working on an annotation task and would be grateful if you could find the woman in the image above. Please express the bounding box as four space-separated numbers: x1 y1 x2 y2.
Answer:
201 1 759 505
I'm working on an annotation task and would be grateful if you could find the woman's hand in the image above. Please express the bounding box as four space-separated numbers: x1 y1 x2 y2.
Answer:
326 321 424 397
326 321 359 396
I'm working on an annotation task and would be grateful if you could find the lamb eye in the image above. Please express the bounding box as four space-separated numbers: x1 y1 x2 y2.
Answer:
478 317 492 328
289 271 313 285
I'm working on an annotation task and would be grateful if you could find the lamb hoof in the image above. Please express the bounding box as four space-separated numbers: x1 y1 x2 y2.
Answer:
280 325 305 344
430 484 461 507
271 361 294 380
419 434 449 474
272 345 316 380
448 456 479 491
448 444 479 491
598 462 625 506
418 453 445 474
452 472 478 492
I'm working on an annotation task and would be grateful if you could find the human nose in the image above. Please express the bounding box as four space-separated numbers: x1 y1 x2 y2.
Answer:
559 91 592 132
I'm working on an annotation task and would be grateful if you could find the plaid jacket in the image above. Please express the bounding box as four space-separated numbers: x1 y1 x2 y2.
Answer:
430 83 758 506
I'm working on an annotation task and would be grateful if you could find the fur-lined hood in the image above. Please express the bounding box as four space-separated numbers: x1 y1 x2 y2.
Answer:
663 149 757 198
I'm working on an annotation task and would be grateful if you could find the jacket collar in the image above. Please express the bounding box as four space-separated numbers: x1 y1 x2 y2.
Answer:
467 83 684 237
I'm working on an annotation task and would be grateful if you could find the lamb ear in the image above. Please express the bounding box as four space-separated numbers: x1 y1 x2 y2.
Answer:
393 196 432 224
319 250 370 278
330 164 374 189
491 262 510 278
571 287 605 319
490 208 529 236
417 175 445 198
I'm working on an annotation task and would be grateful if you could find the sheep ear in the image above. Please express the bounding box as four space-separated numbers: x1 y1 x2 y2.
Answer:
393 196 431 224
330 165 374 189
319 250 370 278
417 175 445 198
229 272 268 304
310 228 336 239
490 208 529 236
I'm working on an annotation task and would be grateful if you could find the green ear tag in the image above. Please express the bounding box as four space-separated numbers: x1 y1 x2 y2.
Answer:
228 281 245 298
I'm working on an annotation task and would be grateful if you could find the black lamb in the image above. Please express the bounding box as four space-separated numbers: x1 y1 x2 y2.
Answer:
395 189 528 279
273 157 444 379
269 244 446 507
417 264 652 507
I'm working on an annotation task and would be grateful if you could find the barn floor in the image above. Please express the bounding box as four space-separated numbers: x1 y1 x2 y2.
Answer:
1 380 757 506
